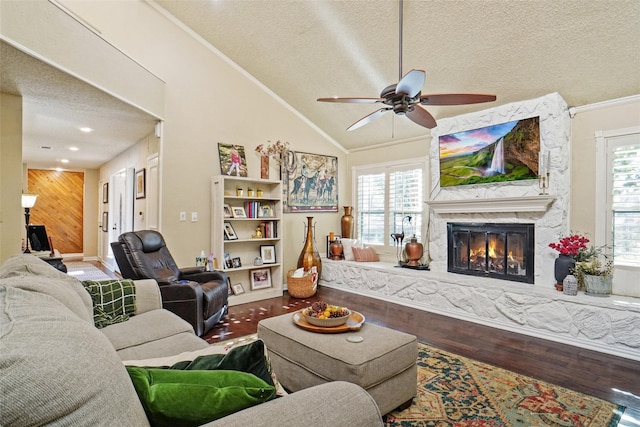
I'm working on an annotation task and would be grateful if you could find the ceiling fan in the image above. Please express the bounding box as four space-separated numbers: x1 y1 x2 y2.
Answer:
317 0 496 131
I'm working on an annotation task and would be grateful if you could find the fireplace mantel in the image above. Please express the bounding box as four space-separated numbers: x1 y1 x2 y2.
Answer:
426 195 556 214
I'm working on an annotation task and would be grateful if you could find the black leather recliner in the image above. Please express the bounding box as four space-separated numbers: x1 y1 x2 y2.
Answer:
111 230 228 337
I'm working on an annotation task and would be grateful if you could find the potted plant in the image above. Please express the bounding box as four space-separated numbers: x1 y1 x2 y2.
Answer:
548 234 595 290
574 253 614 296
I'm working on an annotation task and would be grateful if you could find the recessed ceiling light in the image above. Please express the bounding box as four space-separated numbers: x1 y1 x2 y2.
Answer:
61 159 69 163
69 146 79 151
79 127 94 133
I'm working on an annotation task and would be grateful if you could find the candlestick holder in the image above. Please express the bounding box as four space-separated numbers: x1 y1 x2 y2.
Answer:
539 172 550 195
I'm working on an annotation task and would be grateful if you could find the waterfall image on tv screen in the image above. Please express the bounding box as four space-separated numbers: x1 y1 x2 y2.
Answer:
438 116 540 187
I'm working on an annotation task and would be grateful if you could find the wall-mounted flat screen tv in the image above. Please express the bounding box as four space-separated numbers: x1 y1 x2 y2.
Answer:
438 116 541 187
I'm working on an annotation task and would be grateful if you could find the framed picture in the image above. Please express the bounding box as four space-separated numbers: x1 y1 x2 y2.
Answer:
102 183 108 204
226 276 232 295
232 206 247 218
224 252 233 269
259 205 273 218
232 257 242 268
223 204 233 218
260 245 276 264
232 283 245 295
135 168 146 199
218 142 248 177
102 212 109 233
283 151 338 212
224 222 238 240
250 268 272 290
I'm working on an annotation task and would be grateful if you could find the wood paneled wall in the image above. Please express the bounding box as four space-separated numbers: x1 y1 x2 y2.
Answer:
28 169 84 254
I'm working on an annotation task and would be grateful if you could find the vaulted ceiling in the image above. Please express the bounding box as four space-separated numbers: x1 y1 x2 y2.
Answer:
3 0 639 169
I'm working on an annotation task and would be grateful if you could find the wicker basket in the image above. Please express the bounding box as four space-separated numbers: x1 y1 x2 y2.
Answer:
287 269 318 298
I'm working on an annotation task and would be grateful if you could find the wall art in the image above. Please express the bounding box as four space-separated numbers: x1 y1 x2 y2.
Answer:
438 116 540 187
282 151 338 212
218 143 248 177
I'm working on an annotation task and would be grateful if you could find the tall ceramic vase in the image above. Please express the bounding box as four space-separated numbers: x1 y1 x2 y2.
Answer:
341 206 354 239
554 254 575 285
297 216 322 278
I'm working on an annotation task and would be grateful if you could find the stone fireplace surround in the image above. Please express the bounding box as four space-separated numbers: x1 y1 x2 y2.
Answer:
320 93 640 361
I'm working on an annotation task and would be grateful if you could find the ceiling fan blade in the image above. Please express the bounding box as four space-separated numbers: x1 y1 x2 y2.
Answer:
419 93 497 106
317 97 383 104
406 105 437 129
395 69 425 97
347 108 390 131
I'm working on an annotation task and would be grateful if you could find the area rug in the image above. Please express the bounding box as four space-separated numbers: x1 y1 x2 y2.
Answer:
66 262 113 281
385 343 625 427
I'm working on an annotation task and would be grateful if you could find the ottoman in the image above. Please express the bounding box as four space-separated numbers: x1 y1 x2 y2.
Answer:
258 313 417 415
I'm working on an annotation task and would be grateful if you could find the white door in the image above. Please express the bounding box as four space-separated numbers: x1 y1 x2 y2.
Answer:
107 168 135 271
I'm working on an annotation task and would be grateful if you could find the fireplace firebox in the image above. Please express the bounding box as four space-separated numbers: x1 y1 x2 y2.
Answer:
447 223 534 283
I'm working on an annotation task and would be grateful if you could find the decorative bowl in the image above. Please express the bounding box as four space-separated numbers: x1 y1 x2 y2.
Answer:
303 307 351 328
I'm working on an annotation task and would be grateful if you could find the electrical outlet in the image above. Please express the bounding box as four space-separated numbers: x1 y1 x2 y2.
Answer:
191 212 198 222
180 211 186 221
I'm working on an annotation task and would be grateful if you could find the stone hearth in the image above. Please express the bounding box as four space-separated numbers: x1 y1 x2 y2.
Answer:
321 260 640 361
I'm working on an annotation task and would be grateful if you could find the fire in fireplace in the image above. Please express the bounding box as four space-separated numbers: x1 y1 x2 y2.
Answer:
447 223 535 283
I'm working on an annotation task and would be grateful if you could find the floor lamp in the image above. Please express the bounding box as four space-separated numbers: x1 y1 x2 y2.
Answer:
21 193 38 253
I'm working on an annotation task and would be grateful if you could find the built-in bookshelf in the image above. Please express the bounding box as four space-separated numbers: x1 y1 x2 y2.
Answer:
211 175 283 305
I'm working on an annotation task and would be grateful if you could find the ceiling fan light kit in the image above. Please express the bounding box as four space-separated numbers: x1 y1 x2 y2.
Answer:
318 0 496 131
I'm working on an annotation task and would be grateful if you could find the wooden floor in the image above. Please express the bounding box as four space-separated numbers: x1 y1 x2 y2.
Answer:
204 286 640 426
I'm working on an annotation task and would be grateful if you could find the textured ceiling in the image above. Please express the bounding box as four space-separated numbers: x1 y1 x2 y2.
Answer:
3 0 639 170
0 41 157 170
155 0 640 150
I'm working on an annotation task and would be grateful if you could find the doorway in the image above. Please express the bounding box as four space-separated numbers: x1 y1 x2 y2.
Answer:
105 167 135 271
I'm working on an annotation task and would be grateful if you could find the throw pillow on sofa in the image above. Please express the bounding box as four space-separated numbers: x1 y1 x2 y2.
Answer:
340 239 362 261
82 279 136 328
126 367 275 426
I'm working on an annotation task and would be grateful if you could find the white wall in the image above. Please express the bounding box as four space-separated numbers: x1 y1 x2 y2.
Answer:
70 1 345 275
0 93 24 262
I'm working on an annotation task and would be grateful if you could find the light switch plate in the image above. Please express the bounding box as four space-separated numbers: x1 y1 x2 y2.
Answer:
180 211 186 221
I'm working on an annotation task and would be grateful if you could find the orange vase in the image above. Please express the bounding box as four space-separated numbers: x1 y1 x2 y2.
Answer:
341 206 354 239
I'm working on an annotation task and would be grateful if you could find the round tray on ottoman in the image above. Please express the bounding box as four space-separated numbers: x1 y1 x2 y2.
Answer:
292 309 365 333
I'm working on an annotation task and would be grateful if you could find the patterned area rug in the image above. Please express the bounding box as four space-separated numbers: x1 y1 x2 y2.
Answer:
385 343 625 427
66 262 113 281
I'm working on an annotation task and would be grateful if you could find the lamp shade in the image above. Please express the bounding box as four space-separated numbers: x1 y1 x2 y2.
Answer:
21 193 38 208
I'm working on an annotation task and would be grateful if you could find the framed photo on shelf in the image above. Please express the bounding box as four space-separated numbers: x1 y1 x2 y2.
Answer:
260 245 276 264
218 143 248 177
102 183 108 204
223 204 233 218
232 257 242 268
224 252 233 269
250 268 272 290
135 168 146 199
231 206 247 218
232 283 245 295
223 222 238 240
259 205 273 218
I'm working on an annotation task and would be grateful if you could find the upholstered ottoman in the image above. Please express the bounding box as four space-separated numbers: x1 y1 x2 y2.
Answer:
258 313 417 415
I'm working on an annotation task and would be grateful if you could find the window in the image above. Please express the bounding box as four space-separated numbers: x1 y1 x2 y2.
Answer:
608 139 640 266
354 160 426 248
595 127 640 293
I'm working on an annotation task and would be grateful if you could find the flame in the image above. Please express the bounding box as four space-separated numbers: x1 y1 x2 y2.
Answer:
488 241 498 259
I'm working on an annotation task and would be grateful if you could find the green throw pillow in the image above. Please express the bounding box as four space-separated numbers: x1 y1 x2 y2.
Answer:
82 279 136 328
169 339 275 388
126 367 276 427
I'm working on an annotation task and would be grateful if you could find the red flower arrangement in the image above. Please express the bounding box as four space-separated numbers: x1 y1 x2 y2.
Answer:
549 234 589 258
